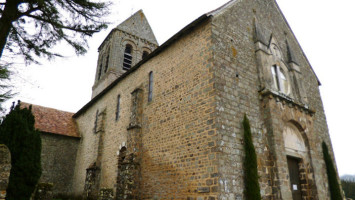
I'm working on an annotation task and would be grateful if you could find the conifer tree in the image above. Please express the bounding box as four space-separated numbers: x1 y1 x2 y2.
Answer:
322 141 342 200
0 0 110 63
0 102 42 200
242 114 261 200
0 65 12 112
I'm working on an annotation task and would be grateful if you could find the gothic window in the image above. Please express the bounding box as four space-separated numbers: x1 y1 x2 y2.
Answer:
148 71 153 102
98 64 103 80
123 44 133 71
115 95 120 121
142 51 149 59
271 65 289 94
104 55 109 73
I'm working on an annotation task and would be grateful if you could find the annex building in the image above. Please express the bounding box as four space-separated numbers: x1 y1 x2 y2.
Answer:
0 0 343 199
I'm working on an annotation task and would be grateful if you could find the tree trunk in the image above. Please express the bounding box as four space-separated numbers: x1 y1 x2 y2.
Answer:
0 2 19 59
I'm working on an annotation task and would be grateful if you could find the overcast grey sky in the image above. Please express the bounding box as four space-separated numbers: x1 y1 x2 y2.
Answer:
5 0 355 176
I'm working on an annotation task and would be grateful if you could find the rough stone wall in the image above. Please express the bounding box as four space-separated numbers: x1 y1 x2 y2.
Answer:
210 2 265 199
73 20 218 199
259 95 318 199
40 133 80 196
72 0 340 199
210 0 339 199
0 145 10 199
92 29 158 98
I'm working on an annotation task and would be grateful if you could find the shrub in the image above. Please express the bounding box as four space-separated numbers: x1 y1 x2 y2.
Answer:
242 114 261 200
322 141 342 200
0 102 42 200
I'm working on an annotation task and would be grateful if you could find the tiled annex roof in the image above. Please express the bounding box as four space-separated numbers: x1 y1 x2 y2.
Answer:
20 102 80 138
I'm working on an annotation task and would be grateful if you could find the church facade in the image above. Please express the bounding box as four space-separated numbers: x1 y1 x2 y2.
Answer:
1 0 342 199
69 0 341 199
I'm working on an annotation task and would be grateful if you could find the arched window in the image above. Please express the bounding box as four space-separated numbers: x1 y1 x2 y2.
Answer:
123 44 133 71
104 55 109 73
142 51 149 59
97 64 103 80
271 65 289 94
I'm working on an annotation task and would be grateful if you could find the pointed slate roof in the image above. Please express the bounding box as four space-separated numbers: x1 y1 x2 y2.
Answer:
116 10 158 44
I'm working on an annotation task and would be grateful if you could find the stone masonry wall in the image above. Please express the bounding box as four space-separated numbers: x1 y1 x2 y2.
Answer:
210 0 337 199
92 30 158 98
40 133 80 196
73 19 218 199
0 145 10 199
72 1 340 199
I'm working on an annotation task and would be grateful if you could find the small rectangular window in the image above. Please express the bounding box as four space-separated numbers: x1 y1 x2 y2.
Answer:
148 71 153 102
115 95 120 121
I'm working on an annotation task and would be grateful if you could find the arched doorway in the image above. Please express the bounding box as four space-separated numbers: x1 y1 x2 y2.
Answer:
283 123 313 200
0 144 11 199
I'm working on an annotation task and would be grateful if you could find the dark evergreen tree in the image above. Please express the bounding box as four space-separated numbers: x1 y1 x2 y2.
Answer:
0 65 12 113
341 180 355 199
322 141 342 200
242 114 261 200
0 101 42 200
0 0 110 63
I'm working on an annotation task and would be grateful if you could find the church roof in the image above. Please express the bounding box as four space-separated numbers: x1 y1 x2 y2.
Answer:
21 102 79 138
116 10 158 44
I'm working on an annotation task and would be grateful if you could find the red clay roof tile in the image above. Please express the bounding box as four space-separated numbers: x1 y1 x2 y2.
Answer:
20 102 80 138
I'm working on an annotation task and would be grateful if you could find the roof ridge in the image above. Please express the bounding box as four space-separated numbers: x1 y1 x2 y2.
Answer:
20 102 74 114
206 0 241 16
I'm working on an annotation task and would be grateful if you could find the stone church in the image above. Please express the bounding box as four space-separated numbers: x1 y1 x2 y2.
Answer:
0 0 343 199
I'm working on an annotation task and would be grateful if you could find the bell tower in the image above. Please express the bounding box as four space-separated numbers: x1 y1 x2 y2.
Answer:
91 10 158 98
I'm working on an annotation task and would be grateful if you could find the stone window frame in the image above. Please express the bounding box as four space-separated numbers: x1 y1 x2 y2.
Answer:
96 52 105 81
271 64 290 95
115 94 121 121
148 71 153 102
122 40 136 71
97 63 103 80
142 47 151 60
104 47 110 73
97 44 111 80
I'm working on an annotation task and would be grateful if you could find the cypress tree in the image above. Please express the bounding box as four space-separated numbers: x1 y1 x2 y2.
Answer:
242 114 261 200
322 141 342 200
0 102 42 200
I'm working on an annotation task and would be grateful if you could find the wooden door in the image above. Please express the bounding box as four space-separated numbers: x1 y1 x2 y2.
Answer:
287 157 302 200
